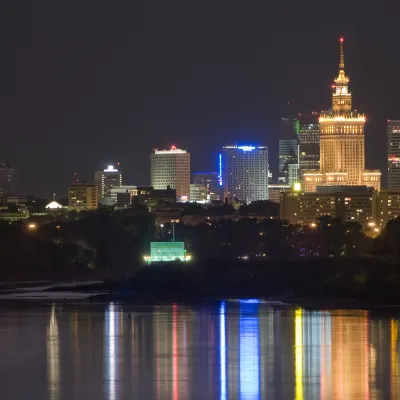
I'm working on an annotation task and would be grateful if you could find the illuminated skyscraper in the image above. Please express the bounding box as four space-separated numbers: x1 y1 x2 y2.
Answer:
278 117 299 185
221 145 268 203
387 120 400 189
151 146 190 201
304 39 381 192
298 114 320 181
94 164 122 201
278 140 299 185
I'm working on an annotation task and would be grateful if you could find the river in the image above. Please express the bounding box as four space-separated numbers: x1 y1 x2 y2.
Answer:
0 300 398 399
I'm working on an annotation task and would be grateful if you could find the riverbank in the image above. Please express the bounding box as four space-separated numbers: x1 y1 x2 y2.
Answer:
1 256 400 305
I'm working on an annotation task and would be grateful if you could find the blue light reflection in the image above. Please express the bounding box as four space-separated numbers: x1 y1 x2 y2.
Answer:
239 301 260 399
219 302 227 400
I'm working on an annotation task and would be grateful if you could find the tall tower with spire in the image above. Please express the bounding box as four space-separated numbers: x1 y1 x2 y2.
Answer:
303 38 381 192
332 38 352 114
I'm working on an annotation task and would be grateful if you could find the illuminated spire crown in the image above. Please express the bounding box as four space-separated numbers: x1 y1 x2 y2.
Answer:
335 37 349 84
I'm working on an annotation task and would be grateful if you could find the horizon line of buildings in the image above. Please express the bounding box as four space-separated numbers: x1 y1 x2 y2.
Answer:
2 39 400 230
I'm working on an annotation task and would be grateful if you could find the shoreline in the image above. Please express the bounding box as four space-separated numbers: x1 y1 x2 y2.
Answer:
0 280 399 311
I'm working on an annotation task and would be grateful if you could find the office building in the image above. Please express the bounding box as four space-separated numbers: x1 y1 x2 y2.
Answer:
280 186 374 226
190 184 208 203
151 146 190 201
278 140 299 184
280 117 299 140
299 121 320 179
94 164 122 202
304 39 381 192
388 120 400 189
109 185 137 208
192 172 220 201
68 182 98 211
132 186 177 212
221 145 269 203
0 162 16 198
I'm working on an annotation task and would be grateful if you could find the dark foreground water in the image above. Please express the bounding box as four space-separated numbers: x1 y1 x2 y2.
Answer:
0 301 399 399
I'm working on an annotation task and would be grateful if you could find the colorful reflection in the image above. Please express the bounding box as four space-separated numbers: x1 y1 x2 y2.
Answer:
47 304 60 400
239 300 260 399
39 302 400 398
104 303 118 400
219 302 227 400
295 308 303 400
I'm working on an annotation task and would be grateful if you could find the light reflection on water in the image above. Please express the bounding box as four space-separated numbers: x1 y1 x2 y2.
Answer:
0 302 399 399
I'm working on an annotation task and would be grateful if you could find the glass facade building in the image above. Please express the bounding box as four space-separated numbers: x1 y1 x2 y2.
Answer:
221 145 269 204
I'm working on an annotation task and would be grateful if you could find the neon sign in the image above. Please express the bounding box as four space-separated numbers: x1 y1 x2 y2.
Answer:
219 153 223 186
238 146 256 151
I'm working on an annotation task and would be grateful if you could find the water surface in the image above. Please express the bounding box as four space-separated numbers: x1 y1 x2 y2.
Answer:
0 301 398 399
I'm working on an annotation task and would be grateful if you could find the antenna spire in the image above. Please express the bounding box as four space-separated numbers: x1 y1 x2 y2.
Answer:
339 37 345 70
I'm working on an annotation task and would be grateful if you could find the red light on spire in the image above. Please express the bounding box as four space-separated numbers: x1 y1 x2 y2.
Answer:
340 37 344 43
171 145 176 150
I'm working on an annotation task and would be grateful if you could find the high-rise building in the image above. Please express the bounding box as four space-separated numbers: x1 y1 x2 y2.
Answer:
298 116 320 181
94 164 122 201
68 182 98 211
279 117 299 184
387 120 400 189
304 38 381 192
220 145 269 203
192 172 220 201
278 139 299 184
280 117 299 140
151 146 190 201
0 162 16 197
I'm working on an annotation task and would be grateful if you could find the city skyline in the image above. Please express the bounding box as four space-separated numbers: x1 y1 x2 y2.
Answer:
0 2 396 197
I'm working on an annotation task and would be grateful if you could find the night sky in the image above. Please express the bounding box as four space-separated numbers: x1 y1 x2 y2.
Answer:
0 1 397 197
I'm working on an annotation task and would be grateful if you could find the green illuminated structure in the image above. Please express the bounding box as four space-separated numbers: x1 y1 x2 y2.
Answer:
143 242 191 263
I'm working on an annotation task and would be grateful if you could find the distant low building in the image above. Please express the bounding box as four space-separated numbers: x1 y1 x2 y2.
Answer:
144 241 191 263
108 185 137 208
372 190 400 228
280 186 374 226
154 205 181 226
0 205 29 222
45 201 64 210
268 183 291 203
189 184 208 203
133 186 176 212
192 172 221 201
68 183 98 212
6 196 34 205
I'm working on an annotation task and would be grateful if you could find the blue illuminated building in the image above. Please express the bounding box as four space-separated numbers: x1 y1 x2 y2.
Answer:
221 145 269 203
